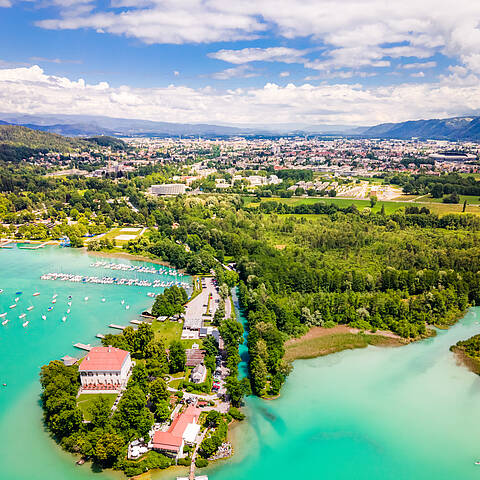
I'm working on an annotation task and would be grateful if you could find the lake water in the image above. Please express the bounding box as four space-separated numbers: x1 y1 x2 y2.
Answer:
0 245 189 480
2 246 480 480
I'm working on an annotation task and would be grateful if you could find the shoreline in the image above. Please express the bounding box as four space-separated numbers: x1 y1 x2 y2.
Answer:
451 346 480 375
83 248 176 269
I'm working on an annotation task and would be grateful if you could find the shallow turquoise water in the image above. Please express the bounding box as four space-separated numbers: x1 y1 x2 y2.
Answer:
3 246 480 480
0 245 190 480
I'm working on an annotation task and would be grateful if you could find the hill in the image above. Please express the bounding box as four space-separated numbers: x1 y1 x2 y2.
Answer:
0 125 88 151
363 116 480 140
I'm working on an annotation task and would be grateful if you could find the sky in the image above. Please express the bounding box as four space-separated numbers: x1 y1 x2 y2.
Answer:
1 0 480 127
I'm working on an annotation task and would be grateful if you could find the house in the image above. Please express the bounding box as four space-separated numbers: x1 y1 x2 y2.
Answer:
78 346 132 392
190 364 207 384
186 348 205 367
152 405 201 458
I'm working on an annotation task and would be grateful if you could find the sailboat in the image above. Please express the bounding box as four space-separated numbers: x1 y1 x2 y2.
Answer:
27 306 34 311
41 315 46 320
2 319 8 326
84 297 89 301
19 313 26 319
0 313 6 318
33 292 40 296
62 316 67 322
66 309 70 314
125 305 130 310
22 320 29 327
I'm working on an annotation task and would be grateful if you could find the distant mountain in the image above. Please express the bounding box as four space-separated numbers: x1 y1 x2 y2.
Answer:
363 116 480 140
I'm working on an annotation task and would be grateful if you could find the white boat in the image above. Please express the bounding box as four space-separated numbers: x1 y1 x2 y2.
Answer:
14 297 19 302
52 294 58 299
9 304 16 309
33 292 40 296
27 306 34 311
101 298 106 302
84 297 89 301
2 319 8 326
67 301 72 306
19 313 26 319
41 315 46 320
51 299 56 304
125 305 130 310
62 316 67 322
121 300 125 305
22 321 29 327
0 313 6 318
0 289 3 293
66 309 70 314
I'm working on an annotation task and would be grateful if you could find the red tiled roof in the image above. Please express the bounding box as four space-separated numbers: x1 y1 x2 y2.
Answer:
79 346 129 372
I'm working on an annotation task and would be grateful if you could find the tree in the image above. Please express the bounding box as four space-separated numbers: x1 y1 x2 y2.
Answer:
155 400 170 422
89 396 112 428
130 364 149 393
168 341 186 373
149 378 168 405
205 410 222 428
369 196 377 208
94 432 124 465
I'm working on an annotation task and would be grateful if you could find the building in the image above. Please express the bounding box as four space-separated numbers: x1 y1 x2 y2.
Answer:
186 347 205 367
190 364 207 384
150 184 187 196
152 405 201 459
78 346 132 391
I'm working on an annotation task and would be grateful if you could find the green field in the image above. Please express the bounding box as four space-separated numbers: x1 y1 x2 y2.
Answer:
152 319 202 348
245 195 480 216
92 227 145 246
77 393 117 421
423 194 480 205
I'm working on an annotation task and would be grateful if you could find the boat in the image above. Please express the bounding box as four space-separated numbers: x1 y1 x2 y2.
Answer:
125 305 130 310
27 306 34 311
101 298 106 302
0 313 6 318
22 321 29 327
66 309 71 314
62 316 67 322
14 297 19 302
68 295 72 299
52 294 58 299
47 306 53 311
33 292 40 296
9 304 16 309
121 300 125 305
0 289 3 293
15 291 22 295
52 299 56 304
68 301 72 306
41 315 46 320
475 462 480 465
2 319 8 326
84 297 89 301
19 313 26 319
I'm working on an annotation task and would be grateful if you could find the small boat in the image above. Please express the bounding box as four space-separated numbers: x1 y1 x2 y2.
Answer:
52 294 58 299
475 461 480 465
84 297 89 301
19 313 26 319
0 289 3 293
2 319 8 326
66 309 71 314
27 306 34 311
67 301 72 306
41 315 46 320
15 291 22 295
22 321 29 327
14 297 19 302
33 292 40 296
9 304 16 309
125 305 130 310
51 299 56 304
47 306 53 311
121 299 125 305
0 313 6 318
68 295 72 299
101 298 106 302
62 316 67 322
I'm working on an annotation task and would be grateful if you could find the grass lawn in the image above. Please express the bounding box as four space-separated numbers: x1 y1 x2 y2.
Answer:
152 319 202 348
423 194 480 205
77 393 117 421
97 227 145 246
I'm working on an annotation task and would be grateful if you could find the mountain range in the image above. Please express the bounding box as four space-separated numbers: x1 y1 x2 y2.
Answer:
1 113 480 140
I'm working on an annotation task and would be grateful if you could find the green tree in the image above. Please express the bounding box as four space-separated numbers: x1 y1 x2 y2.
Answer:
168 340 186 373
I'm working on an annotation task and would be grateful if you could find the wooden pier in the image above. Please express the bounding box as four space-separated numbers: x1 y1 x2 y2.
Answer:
108 324 126 330
19 241 53 250
74 343 92 351
130 319 145 325
96 334 105 339
0 240 13 249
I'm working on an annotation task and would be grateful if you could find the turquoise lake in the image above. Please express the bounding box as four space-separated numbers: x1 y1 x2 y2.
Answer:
2 245 480 480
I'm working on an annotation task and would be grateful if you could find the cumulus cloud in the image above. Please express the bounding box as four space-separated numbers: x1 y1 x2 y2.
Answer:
279 71 290 77
403 61 437 69
1 65 480 126
0 0 12 7
33 0 480 74
209 47 309 65
210 65 258 80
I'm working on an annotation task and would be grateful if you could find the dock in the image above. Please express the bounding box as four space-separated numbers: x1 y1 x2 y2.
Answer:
108 324 126 330
0 240 13 249
96 334 105 339
19 241 53 250
74 343 92 351
130 319 145 325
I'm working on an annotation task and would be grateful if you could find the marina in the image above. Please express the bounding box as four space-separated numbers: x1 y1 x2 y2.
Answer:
89 260 184 277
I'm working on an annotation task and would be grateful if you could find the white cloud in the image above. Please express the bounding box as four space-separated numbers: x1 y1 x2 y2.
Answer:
411 71 425 78
403 61 437 69
209 47 309 64
173 70 180 76
2 65 480 126
279 71 290 77
33 0 480 74
210 65 258 80
0 0 12 7
30 56 82 64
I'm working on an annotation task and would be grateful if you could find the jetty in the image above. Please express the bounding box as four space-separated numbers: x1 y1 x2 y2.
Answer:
19 241 53 250
130 319 145 325
96 334 105 339
108 324 126 330
74 343 92 351
0 240 13 249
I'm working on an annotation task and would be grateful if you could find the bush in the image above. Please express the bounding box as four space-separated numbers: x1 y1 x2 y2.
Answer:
178 457 192 466
195 456 209 468
228 407 245 421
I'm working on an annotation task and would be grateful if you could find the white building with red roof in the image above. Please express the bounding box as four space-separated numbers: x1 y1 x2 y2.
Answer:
152 405 201 459
78 346 132 392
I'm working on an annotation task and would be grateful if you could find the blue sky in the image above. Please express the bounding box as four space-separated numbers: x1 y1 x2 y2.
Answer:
0 1 479 126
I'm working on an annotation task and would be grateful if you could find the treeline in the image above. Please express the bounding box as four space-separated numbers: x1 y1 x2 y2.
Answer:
151 285 188 317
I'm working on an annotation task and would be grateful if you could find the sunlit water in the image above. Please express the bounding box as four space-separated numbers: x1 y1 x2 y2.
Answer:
2 245 480 480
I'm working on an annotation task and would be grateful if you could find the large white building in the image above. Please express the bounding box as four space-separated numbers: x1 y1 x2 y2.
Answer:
150 183 186 195
78 346 132 391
